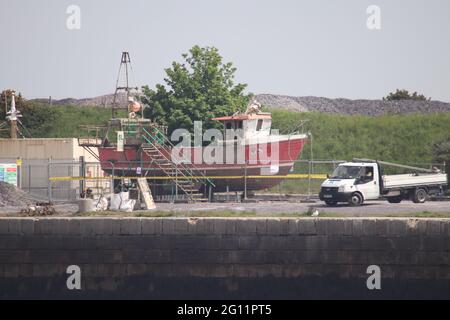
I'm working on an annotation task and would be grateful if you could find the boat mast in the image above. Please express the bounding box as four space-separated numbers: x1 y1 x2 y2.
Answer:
111 52 139 118
5 91 22 138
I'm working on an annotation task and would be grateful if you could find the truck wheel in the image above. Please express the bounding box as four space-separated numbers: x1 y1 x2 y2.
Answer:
349 193 363 206
412 188 427 203
325 200 337 206
387 196 402 204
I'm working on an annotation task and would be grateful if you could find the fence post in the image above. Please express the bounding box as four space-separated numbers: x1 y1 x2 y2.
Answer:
28 163 31 192
47 158 52 202
244 161 248 200
308 133 314 198
111 161 115 194
68 164 71 201
308 160 312 197
79 156 86 198
15 157 21 189
175 169 178 199
446 161 450 189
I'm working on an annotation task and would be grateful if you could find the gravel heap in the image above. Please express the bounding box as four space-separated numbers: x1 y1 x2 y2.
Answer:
32 92 450 116
256 94 450 116
0 182 34 207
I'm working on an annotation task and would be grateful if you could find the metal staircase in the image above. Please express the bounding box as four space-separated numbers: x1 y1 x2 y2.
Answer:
141 127 214 202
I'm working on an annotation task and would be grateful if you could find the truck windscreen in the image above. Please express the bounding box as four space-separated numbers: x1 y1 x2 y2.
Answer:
330 166 362 179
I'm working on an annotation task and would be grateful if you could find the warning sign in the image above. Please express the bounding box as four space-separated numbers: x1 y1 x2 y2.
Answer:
0 164 18 186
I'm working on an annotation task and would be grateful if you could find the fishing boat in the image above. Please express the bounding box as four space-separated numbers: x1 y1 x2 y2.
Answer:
79 53 308 201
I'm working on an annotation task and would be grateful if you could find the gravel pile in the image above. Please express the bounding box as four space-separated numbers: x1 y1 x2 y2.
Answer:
0 182 34 207
256 94 450 116
32 93 450 116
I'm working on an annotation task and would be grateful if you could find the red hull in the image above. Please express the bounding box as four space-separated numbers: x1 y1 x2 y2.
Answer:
97 138 307 192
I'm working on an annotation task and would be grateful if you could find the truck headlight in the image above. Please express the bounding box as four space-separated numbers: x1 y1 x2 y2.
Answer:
338 186 345 192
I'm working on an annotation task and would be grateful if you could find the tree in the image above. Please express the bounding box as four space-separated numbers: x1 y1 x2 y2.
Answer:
383 89 429 101
432 136 450 162
432 136 450 186
141 46 249 135
20 102 56 137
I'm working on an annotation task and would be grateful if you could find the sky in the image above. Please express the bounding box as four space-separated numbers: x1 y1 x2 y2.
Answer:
1 0 449 101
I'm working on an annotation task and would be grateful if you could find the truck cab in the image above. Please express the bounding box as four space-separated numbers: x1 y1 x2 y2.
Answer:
319 162 381 206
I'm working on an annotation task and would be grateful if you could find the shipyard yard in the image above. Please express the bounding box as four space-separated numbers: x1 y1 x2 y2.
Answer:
1 50 449 219
1 1 450 302
0 199 449 217
129 200 450 217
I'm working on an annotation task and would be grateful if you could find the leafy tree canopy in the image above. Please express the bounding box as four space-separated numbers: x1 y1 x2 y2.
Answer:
383 89 429 101
141 46 250 135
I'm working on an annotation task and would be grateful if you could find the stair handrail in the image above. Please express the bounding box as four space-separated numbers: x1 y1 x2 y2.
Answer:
142 127 215 187
141 133 197 198
141 131 192 181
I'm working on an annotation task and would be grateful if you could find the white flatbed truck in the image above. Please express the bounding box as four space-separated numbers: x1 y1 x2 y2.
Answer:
319 159 448 206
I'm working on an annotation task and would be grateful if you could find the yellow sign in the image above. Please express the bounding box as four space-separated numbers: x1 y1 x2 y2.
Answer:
16 159 22 166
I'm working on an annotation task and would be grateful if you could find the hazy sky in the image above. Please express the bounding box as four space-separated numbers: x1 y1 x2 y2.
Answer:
1 0 449 101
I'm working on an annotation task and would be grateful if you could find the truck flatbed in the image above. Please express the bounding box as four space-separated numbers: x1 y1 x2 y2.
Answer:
383 173 448 190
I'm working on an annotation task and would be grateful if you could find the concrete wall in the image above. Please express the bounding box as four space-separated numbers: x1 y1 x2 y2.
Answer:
0 138 98 161
0 138 105 201
0 217 449 299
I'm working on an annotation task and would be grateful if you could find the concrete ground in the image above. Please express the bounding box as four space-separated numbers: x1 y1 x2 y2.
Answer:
153 200 450 216
0 199 449 217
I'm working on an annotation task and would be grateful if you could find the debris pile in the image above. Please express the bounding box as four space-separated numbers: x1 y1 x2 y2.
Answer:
20 202 56 216
0 182 33 207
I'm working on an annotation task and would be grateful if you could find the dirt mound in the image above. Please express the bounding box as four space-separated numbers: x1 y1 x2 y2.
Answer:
0 182 33 207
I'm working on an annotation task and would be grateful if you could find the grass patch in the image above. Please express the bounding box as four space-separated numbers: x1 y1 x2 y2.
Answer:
272 110 450 168
15 103 450 169
266 179 323 194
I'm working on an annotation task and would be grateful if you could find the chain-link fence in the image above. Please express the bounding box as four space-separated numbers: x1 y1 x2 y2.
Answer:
0 158 110 202
1 157 446 203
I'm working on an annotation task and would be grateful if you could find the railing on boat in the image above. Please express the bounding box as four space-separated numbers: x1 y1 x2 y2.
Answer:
141 127 215 188
78 125 108 147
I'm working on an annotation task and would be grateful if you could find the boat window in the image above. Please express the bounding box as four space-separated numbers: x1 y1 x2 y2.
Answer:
237 121 243 129
226 122 232 130
256 119 263 131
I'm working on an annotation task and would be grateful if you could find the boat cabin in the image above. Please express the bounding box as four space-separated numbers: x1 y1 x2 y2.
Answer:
212 112 273 140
